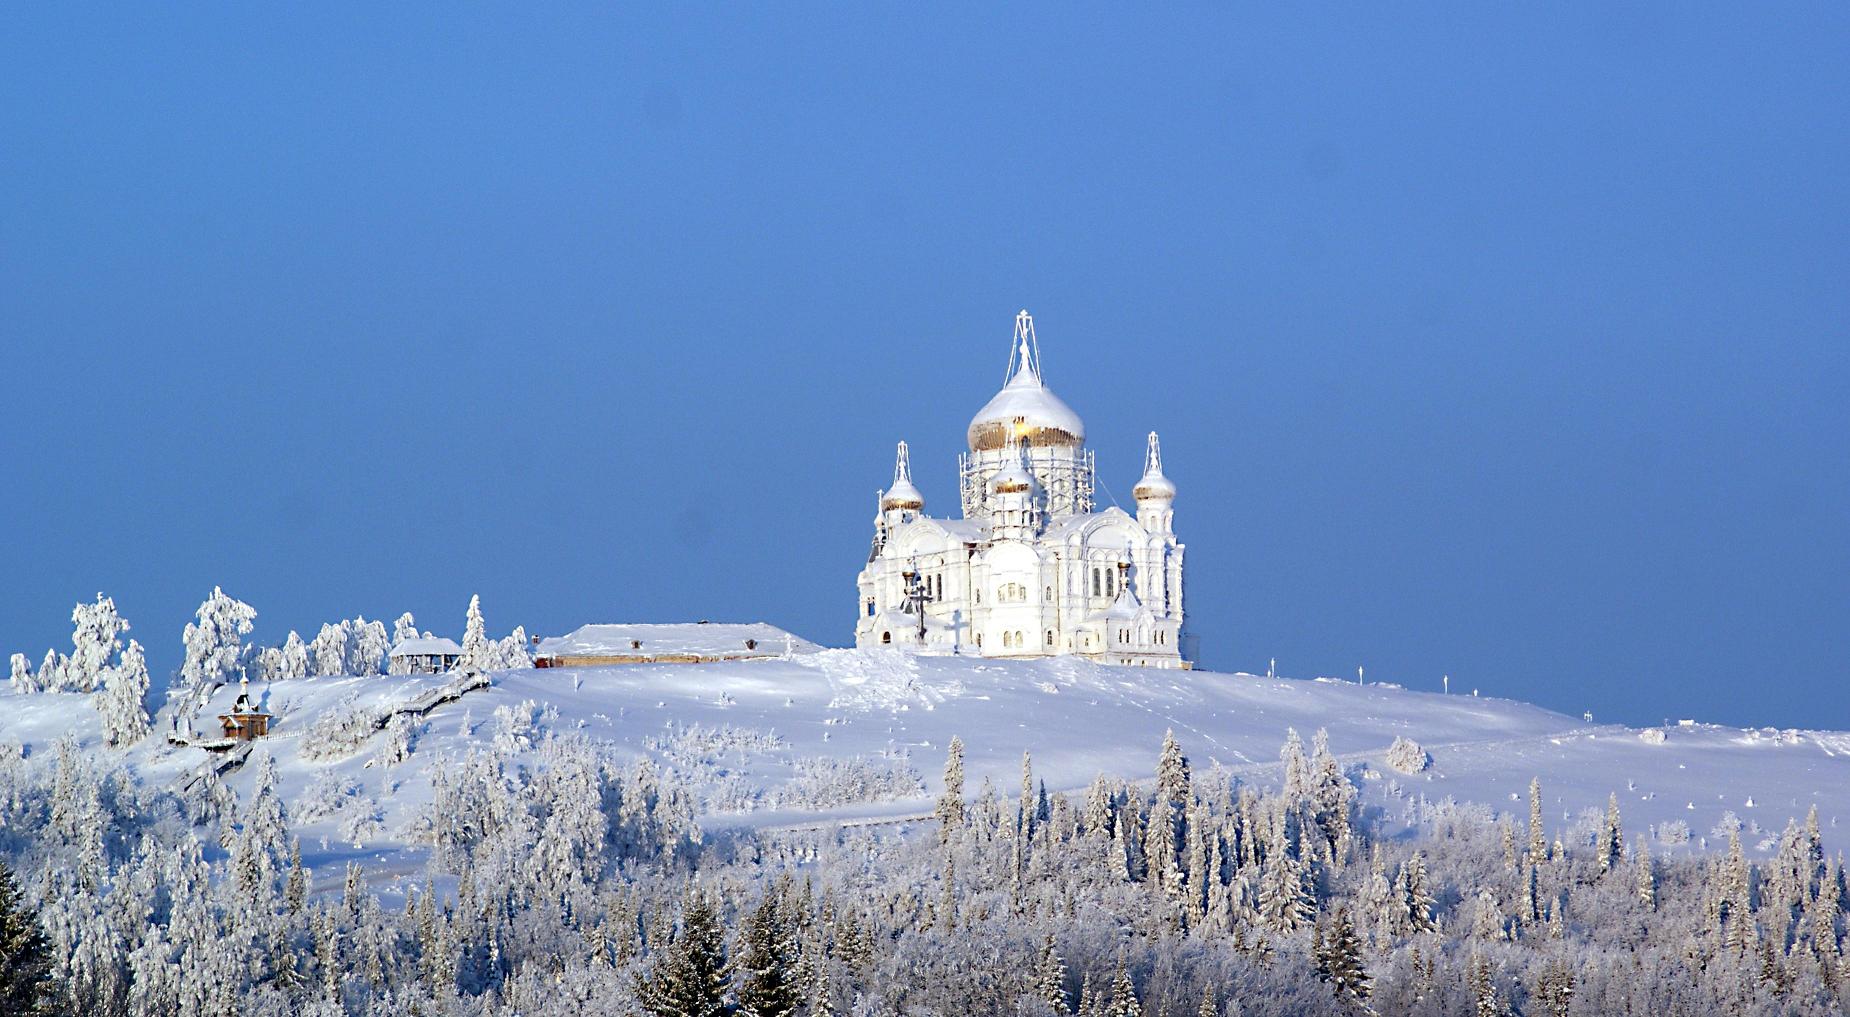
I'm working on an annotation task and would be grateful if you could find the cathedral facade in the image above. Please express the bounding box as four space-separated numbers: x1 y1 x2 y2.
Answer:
854 311 1188 668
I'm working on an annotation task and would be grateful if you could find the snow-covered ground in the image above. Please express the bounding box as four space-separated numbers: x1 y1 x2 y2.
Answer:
7 651 1848 888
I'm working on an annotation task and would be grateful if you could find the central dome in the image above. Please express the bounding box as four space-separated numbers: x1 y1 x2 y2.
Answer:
966 316 1086 452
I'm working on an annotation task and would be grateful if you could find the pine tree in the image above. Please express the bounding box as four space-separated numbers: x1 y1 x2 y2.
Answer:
935 736 966 841
1528 777 1548 864
1034 933 1070 1015
0 861 55 1016
1084 774 1114 839
1107 963 1142 1017
1308 729 1355 864
736 891 800 1017
939 852 957 932
1812 857 1841 957
1530 960 1574 1017
1020 751 1036 842
1467 952 1501 1017
1195 984 1217 1017
1400 854 1435 934
1598 793 1624 874
1257 813 1314 933
636 889 735 1017
1636 838 1656 910
1312 905 1370 1009
461 594 490 669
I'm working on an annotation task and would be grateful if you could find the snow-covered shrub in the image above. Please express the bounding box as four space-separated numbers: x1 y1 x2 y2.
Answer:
1384 736 1430 774
339 797 385 847
493 699 541 754
1656 819 1691 846
295 768 362 822
10 652 38 694
374 714 418 767
301 694 385 760
1639 727 1667 745
778 753 926 809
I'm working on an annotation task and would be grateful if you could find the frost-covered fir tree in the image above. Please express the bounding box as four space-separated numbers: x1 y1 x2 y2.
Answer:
0 861 55 1016
935 735 966 840
1528 777 1548 864
736 890 801 1017
1034 933 1070 1015
1597 792 1624 874
1636 837 1656 909
94 637 151 746
1308 728 1356 864
392 612 418 646
461 594 490 669
179 587 255 698
635 889 734 1017
1312 905 1370 1009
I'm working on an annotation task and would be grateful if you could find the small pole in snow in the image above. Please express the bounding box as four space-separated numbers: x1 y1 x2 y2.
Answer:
1268 657 1276 680
1358 665 1364 686
1443 674 1450 695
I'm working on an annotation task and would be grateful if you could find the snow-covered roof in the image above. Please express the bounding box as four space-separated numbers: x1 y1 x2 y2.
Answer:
534 622 819 661
390 636 463 658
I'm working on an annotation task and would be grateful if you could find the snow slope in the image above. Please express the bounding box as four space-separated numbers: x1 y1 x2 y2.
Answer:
6 652 1848 888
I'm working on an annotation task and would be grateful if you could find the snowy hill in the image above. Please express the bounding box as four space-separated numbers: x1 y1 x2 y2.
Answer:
7 651 1849 890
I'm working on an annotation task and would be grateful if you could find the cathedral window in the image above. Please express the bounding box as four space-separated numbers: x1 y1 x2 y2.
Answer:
1045 630 1055 647
1091 568 1101 597
1014 630 1025 648
881 631 891 644
1044 585 1053 601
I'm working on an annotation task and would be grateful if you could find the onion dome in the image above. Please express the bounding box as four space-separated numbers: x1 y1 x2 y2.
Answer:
1133 432 1176 503
988 456 1035 495
966 310 1086 452
881 441 925 512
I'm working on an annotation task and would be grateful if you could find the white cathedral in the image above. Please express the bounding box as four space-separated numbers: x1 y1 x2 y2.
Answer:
855 310 1188 668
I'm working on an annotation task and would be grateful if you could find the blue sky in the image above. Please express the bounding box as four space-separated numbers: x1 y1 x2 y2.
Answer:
2 7 1846 728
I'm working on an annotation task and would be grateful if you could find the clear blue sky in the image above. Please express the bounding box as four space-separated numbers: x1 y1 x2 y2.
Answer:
3 7 1846 729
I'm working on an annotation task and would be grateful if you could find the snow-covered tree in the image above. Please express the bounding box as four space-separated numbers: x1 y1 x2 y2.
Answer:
1385 736 1429 774
461 594 489 668
8 653 38 695
635 889 732 1017
94 637 151 747
1312 905 1370 1009
179 587 255 697
1528 777 1548 864
0 860 55 1015
935 735 966 840
1597 792 1624 873
349 617 389 676
310 622 349 677
392 612 418 646
1033 933 1070 1015
736 889 801 1017
63 592 129 693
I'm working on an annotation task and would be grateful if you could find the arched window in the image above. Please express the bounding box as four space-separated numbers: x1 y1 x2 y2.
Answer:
1045 630 1055 647
1091 568 1101 597
1105 569 1116 597
881 631 891 644
975 632 983 648
1044 585 1053 601
1014 631 1025 648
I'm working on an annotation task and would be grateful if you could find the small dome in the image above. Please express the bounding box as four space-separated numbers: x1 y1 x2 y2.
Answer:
881 478 925 512
1134 470 1176 503
1133 431 1176 503
881 440 925 513
988 458 1035 495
